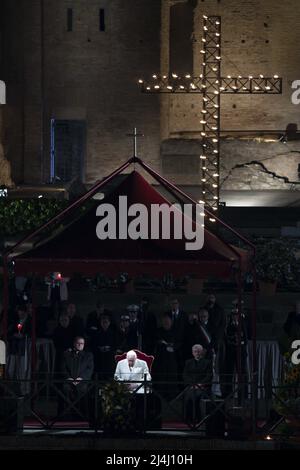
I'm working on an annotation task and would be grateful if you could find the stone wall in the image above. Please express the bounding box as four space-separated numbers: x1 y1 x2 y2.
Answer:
162 0 300 135
2 0 300 190
2 0 161 184
160 0 300 187
1 0 25 183
220 138 300 190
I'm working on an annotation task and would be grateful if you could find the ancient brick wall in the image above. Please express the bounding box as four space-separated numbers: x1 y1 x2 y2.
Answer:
161 0 300 188
2 0 300 191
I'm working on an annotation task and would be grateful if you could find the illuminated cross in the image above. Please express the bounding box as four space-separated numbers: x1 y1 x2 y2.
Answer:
126 127 144 159
139 15 282 220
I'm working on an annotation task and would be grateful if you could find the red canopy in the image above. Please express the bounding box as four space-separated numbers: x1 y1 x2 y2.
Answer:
12 170 248 278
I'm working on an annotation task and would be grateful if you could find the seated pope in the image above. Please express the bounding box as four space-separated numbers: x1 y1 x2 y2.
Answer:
114 350 151 394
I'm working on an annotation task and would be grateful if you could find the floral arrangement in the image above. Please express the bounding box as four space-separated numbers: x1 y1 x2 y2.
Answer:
101 380 135 434
274 352 300 418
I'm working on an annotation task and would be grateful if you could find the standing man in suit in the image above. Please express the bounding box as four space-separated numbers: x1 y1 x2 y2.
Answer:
283 300 300 340
197 308 215 355
279 301 300 354
139 297 157 354
204 293 226 346
167 298 185 327
222 311 248 399
165 299 186 377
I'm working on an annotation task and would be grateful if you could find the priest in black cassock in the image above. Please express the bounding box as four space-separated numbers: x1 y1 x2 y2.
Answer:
183 344 213 423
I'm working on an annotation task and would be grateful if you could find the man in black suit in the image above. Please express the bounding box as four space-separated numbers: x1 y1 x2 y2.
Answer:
139 297 157 354
183 344 213 423
283 300 300 340
197 308 216 358
279 301 300 354
165 299 186 373
204 293 226 345
66 303 85 338
222 311 248 399
91 314 116 380
60 336 94 418
167 299 185 327
86 300 113 340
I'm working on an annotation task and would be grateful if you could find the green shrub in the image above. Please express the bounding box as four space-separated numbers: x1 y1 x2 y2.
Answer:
0 199 69 235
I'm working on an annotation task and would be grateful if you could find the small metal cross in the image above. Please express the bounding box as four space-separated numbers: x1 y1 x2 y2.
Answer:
127 127 144 159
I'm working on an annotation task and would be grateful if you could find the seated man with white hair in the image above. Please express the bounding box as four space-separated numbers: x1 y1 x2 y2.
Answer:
183 344 213 424
114 350 151 394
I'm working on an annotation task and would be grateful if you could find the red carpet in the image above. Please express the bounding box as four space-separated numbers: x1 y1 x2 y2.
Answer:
24 418 191 430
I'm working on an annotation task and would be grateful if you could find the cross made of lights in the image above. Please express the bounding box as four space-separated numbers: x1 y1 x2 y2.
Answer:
139 15 282 221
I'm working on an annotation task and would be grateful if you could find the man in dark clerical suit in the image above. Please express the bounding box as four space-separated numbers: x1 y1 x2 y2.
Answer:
60 336 94 418
183 344 213 423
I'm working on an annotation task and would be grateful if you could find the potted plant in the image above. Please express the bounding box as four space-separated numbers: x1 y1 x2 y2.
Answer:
101 380 135 435
255 237 297 295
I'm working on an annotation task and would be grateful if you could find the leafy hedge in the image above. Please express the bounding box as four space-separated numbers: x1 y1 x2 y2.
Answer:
0 199 69 235
254 237 300 284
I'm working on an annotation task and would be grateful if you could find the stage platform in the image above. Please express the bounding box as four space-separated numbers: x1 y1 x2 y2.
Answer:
0 414 281 450
0 415 287 450
0 428 277 451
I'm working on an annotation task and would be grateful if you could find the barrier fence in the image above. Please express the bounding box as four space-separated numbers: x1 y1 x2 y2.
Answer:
0 375 297 438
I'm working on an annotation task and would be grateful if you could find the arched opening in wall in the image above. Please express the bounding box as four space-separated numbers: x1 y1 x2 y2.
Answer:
169 1 196 75
0 80 6 104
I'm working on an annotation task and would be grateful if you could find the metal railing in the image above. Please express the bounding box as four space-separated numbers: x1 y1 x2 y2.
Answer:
0 375 296 438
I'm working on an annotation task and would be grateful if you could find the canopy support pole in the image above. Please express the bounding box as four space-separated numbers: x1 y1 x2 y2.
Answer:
2 256 9 342
31 274 37 375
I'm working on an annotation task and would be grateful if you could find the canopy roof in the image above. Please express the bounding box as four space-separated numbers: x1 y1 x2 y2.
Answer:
12 169 250 278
